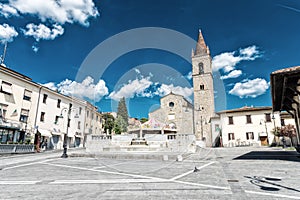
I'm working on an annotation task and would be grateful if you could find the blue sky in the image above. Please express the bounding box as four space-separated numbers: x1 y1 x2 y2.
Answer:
0 0 300 118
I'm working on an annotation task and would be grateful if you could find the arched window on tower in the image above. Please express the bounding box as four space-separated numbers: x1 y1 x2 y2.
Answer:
198 62 204 74
200 84 204 90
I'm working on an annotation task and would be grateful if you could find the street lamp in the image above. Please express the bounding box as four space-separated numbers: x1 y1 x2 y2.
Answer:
59 105 79 158
260 119 269 145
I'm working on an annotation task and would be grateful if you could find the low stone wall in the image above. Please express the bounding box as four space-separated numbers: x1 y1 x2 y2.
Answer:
0 144 35 154
86 134 196 153
86 135 112 153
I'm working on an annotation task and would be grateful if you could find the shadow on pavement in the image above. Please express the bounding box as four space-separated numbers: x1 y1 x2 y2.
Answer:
244 176 300 193
233 150 300 162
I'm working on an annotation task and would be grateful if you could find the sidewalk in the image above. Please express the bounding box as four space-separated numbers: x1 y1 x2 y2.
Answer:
0 148 86 169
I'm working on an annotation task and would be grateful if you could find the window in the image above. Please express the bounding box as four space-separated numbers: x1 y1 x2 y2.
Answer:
57 99 61 108
200 84 204 90
281 118 285 126
54 116 59 124
40 112 45 122
87 110 89 118
246 132 254 140
198 62 204 74
0 81 12 94
77 121 81 129
246 115 252 124
96 116 98 121
23 90 32 101
92 113 94 120
0 104 7 120
42 94 48 103
79 107 82 115
67 118 71 127
265 113 271 122
19 109 29 123
228 133 235 140
215 124 220 131
228 116 233 125
169 102 174 108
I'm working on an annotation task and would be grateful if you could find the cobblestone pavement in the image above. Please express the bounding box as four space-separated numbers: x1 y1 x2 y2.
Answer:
0 147 300 200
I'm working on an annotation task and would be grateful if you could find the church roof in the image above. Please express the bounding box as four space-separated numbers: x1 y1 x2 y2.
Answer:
161 92 193 106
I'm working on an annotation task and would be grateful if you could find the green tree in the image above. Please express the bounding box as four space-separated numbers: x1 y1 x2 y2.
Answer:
140 117 148 124
113 115 127 134
102 113 115 134
117 97 128 126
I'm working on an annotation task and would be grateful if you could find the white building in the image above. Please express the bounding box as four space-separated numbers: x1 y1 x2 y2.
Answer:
0 64 103 150
0 64 40 144
211 106 285 147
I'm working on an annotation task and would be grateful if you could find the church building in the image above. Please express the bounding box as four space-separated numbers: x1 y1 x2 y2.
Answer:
148 30 215 147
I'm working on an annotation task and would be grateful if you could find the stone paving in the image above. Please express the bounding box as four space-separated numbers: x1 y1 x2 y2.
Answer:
0 147 300 200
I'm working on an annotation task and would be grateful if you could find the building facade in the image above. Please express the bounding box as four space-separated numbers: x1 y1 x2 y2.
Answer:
0 64 103 150
213 106 283 147
149 93 193 135
0 65 40 144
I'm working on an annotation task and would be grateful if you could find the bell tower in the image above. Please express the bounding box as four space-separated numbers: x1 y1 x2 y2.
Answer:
192 30 215 146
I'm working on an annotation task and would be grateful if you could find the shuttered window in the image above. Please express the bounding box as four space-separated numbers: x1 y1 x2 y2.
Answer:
23 89 32 101
1 81 12 94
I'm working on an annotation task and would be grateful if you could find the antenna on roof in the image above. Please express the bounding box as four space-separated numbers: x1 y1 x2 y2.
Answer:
0 42 7 65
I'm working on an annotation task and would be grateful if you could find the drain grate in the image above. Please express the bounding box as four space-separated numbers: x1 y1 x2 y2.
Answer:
227 179 239 182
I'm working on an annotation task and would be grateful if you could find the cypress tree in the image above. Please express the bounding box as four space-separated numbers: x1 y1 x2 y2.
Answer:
117 97 128 126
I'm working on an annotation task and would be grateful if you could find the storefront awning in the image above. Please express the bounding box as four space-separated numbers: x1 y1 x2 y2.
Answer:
51 131 62 136
38 129 52 137
259 132 267 137
51 128 62 135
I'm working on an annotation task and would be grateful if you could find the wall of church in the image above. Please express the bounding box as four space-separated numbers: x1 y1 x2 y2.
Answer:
149 94 193 134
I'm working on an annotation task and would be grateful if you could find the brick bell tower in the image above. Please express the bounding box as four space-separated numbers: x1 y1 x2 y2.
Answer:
191 30 215 146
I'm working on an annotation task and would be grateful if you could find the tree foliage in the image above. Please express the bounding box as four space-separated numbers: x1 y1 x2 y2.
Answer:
280 124 296 138
271 126 281 137
114 115 127 134
116 97 128 126
140 117 148 124
102 113 115 134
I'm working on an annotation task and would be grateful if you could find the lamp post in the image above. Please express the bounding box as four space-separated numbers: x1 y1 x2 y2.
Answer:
260 119 269 145
59 106 78 158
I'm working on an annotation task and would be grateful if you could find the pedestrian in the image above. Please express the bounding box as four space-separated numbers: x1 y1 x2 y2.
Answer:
44 139 48 150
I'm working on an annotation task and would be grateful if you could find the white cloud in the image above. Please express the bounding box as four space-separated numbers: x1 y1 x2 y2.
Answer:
0 3 19 17
109 77 153 101
0 23 18 43
186 71 192 80
109 75 193 101
212 45 261 72
220 70 242 80
9 0 99 26
229 78 269 98
41 82 57 91
134 68 141 74
57 76 108 101
32 45 39 52
154 84 193 99
23 23 64 41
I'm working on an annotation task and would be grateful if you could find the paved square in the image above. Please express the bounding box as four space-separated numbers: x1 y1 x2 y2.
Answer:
0 147 299 199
